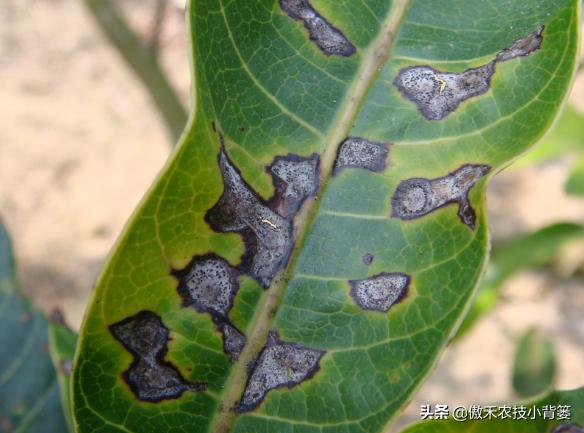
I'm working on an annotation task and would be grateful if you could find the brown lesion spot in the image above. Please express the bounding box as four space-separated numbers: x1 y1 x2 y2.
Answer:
279 0 356 57
391 164 490 230
110 311 206 402
333 137 390 175
394 26 544 120
236 330 325 412
349 272 410 312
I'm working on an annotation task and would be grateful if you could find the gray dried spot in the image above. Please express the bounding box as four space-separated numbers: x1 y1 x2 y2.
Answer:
334 137 390 174
269 153 319 217
221 324 247 362
552 425 584 433
236 331 324 412
349 272 409 312
175 255 238 317
395 26 544 120
496 26 544 62
279 0 355 57
362 253 374 266
394 63 495 121
110 311 206 402
392 164 490 230
206 149 294 288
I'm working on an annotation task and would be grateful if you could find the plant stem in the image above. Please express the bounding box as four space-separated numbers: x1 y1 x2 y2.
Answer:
83 0 188 143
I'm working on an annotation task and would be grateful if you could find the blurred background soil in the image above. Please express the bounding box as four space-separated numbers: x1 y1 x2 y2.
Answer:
0 0 583 428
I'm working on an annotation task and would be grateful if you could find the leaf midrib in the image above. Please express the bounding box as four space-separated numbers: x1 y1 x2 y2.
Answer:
207 1 412 432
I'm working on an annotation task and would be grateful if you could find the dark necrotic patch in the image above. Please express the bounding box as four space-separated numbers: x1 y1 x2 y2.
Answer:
236 331 324 412
269 153 320 218
496 26 544 62
174 254 239 317
221 324 247 362
173 255 247 363
333 137 390 175
279 0 355 57
362 253 374 266
220 323 247 362
110 311 206 402
552 425 584 433
391 164 491 230
206 148 320 288
206 149 294 288
394 63 495 121
349 272 409 312
394 26 544 121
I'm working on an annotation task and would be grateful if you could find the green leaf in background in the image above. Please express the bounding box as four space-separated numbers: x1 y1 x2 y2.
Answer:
455 223 584 340
566 157 584 197
72 1 580 433
400 387 584 433
0 220 71 433
512 328 557 399
48 312 78 433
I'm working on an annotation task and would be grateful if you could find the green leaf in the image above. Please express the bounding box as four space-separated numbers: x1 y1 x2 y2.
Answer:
400 387 584 433
566 157 584 196
455 223 584 339
72 1 580 433
48 313 78 433
512 328 557 398
0 218 14 281
0 220 71 433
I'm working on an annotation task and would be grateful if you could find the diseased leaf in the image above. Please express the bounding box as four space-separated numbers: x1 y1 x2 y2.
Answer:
456 223 584 339
0 220 71 433
512 328 557 398
72 1 580 433
400 387 584 433
48 312 78 433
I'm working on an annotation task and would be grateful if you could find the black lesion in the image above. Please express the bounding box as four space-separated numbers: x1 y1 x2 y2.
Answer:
362 253 374 266
333 137 390 175
110 311 206 402
391 164 491 230
394 26 544 121
173 255 247 362
205 145 320 288
220 323 247 362
206 148 295 288
236 330 325 412
279 0 356 57
173 134 320 362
